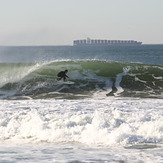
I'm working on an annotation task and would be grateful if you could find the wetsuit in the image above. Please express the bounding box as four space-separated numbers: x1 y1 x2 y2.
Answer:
57 70 69 81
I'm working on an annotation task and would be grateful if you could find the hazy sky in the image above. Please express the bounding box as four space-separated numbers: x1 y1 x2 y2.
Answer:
0 0 163 45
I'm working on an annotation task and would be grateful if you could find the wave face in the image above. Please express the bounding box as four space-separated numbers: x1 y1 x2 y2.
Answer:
0 60 163 99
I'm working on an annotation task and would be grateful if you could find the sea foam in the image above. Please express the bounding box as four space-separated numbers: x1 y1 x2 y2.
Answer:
0 98 163 147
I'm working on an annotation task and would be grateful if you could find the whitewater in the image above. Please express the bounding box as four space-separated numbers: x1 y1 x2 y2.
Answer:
0 45 163 163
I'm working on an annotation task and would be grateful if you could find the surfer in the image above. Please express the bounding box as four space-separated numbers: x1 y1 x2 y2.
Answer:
57 70 69 81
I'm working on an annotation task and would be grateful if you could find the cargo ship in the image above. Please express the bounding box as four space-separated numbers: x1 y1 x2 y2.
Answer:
73 38 142 46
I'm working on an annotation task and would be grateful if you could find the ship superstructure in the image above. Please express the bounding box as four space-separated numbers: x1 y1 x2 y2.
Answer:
73 38 142 46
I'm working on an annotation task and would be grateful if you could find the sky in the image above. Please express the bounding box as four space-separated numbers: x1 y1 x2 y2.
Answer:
0 0 163 45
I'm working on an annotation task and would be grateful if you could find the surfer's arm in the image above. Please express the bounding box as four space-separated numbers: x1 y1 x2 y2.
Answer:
66 75 69 78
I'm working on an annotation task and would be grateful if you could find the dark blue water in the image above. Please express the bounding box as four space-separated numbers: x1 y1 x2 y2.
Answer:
0 45 163 65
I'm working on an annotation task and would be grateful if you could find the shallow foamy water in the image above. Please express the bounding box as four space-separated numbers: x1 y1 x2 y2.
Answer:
0 97 163 162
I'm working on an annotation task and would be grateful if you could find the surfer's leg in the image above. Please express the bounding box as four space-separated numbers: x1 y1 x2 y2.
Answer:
57 77 62 81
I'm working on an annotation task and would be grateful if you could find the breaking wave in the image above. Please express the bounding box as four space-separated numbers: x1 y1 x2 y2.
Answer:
0 60 163 99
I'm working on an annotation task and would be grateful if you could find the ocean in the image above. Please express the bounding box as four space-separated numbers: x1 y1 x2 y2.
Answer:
0 45 163 163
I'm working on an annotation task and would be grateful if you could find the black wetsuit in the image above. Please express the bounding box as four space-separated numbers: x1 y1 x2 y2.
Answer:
57 71 69 81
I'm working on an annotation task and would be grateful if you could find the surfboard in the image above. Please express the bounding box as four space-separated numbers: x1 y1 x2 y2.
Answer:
63 81 74 84
57 80 74 85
